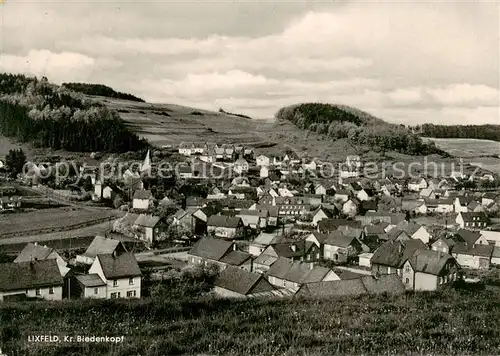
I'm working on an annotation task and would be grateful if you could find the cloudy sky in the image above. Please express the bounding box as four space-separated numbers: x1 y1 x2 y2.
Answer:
1 0 498 124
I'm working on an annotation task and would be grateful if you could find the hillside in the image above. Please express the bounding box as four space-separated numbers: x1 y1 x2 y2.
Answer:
1 286 499 355
419 123 500 142
0 73 147 153
276 103 443 156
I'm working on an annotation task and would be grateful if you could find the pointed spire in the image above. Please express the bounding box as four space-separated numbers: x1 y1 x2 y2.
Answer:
140 150 151 173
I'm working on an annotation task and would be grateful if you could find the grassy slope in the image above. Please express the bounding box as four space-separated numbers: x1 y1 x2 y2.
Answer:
1 288 499 355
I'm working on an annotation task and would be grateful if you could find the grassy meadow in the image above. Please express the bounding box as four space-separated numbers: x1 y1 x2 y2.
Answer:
422 138 500 158
1 283 500 356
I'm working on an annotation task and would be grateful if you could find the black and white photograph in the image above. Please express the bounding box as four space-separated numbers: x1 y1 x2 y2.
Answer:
0 0 499 355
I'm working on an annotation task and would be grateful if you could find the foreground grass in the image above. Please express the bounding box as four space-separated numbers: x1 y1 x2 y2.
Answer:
1 286 500 355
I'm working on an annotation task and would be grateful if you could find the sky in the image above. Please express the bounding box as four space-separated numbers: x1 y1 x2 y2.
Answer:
0 0 499 125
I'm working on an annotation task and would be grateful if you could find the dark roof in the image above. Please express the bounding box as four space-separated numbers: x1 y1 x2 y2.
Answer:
14 243 55 263
215 266 274 295
337 270 366 280
0 260 63 291
409 250 455 275
455 229 482 246
307 231 329 244
364 212 406 225
134 214 162 228
219 250 252 266
296 274 405 298
188 237 234 260
75 273 106 287
324 231 356 248
452 242 493 258
223 199 255 210
371 240 426 268
266 257 334 284
207 215 242 228
83 236 125 259
318 219 361 232
459 212 487 222
96 253 142 279
133 189 152 200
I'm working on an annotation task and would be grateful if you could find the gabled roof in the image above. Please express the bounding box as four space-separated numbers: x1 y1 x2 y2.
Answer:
14 243 54 263
324 231 356 248
452 242 493 258
83 236 126 259
133 189 152 200
0 260 63 292
215 266 275 295
96 253 142 279
318 219 361 232
307 231 329 245
207 215 242 228
459 212 487 222
455 229 482 246
218 250 252 266
408 249 455 276
253 253 278 266
188 237 234 261
76 273 106 287
266 257 336 284
371 240 426 268
134 214 162 228
252 233 283 246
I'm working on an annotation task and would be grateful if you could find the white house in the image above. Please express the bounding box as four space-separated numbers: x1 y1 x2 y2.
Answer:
132 190 153 210
260 166 269 178
256 155 270 167
88 252 142 299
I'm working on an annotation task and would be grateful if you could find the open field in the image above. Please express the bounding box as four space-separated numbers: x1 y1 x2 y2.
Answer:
0 207 123 239
0 235 96 255
1 287 500 355
423 137 500 158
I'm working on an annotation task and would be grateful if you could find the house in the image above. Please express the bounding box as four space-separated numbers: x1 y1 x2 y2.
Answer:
259 166 269 178
334 190 350 203
479 230 500 245
355 212 406 226
75 236 127 265
401 250 460 291
371 240 426 276
266 257 340 289
274 196 309 217
179 142 194 156
188 237 252 271
249 233 283 256
256 155 270 167
396 221 432 244
14 243 69 277
295 274 405 298
311 206 335 227
317 219 362 234
467 201 485 213
186 196 207 209
380 227 411 242
0 260 64 301
451 229 493 269
455 212 488 229
237 209 268 229
132 190 153 210
314 184 327 196
207 215 243 239
482 192 499 207
323 231 362 263
357 189 375 202
455 196 475 213
431 237 455 254
408 178 428 191
342 197 360 218
213 267 276 298
71 274 107 299
88 252 142 299
261 241 321 263
358 252 374 268
233 159 249 174
102 186 116 200
419 187 435 199
133 214 167 244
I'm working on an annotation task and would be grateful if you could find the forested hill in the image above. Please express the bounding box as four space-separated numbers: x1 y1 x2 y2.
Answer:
276 103 442 155
0 73 148 152
418 124 500 142
62 83 145 102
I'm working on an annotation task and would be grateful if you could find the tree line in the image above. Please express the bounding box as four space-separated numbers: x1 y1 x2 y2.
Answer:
0 73 148 152
276 103 443 155
418 124 500 142
62 83 145 102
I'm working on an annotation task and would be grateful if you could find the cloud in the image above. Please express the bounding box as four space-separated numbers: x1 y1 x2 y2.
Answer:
0 50 123 85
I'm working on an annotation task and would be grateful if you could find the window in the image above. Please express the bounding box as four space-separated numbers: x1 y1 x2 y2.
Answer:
405 265 411 273
111 292 118 299
405 278 410 284
113 280 118 287
94 288 99 295
127 290 136 298
129 278 134 285
35 288 41 296
49 287 54 295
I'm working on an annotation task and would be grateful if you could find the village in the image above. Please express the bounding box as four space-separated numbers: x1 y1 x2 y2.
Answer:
0 141 500 302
